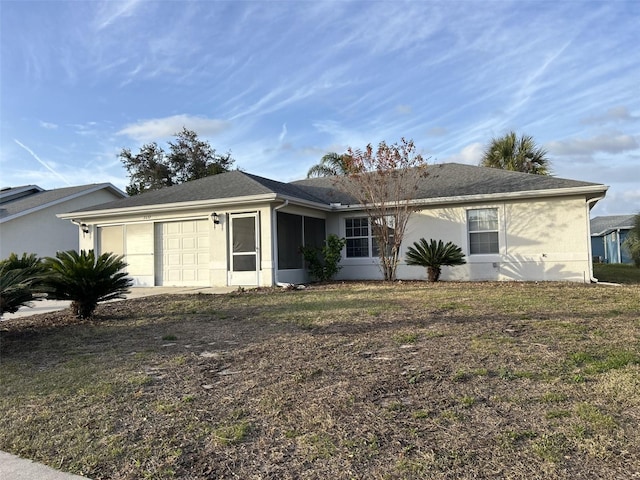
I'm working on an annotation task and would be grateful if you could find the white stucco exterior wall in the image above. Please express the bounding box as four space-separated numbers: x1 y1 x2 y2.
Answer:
0 190 123 259
332 195 593 283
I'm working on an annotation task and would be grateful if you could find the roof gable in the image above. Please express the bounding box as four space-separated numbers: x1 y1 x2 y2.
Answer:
590 214 636 236
0 184 126 222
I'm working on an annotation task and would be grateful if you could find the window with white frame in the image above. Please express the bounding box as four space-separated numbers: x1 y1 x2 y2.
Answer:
345 217 394 258
468 208 499 254
345 217 370 257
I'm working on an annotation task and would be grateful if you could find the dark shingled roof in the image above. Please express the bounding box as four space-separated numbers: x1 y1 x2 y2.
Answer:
292 163 604 204
0 184 121 220
73 170 328 212
73 164 606 214
590 214 636 236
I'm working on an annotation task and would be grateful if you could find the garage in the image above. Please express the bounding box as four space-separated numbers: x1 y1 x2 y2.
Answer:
154 219 211 286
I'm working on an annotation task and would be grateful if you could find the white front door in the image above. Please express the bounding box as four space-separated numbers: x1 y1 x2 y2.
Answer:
228 213 260 286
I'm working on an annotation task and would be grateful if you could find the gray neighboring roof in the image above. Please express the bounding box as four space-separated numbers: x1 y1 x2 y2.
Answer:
0 185 44 203
69 163 607 215
590 214 636 236
0 184 126 222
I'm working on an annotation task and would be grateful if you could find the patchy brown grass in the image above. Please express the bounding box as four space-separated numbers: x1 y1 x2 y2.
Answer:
1 282 639 479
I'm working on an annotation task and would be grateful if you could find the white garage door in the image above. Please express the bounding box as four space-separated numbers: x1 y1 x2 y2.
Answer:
155 220 210 286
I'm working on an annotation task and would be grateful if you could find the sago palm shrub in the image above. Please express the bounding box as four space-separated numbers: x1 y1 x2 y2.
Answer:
0 253 46 316
42 250 133 318
405 238 466 282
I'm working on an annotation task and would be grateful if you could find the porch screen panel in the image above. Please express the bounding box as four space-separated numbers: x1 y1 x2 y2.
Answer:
277 212 303 269
304 217 326 249
232 217 256 253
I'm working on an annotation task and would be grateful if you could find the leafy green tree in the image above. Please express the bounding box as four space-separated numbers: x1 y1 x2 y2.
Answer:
480 131 550 175
119 128 234 195
405 238 466 282
42 250 133 318
300 234 346 282
622 212 640 267
307 152 356 178
0 253 46 316
335 138 428 281
169 128 234 183
119 142 173 195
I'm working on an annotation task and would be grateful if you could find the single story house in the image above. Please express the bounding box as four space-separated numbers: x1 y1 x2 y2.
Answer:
590 214 636 264
60 163 608 286
0 183 126 259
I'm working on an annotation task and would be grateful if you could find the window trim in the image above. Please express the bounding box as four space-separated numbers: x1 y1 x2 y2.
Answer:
467 207 500 255
345 216 371 258
343 215 395 259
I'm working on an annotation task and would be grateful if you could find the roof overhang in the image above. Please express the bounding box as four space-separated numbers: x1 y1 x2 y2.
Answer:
58 193 280 220
59 184 609 221
1 183 126 224
330 184 609 210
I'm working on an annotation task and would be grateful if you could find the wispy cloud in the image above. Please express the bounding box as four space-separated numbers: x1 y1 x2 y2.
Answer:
93 0 143 31
39 121 58 130
581 106 638 126
442 143 484 165
117 115 230 142
278 124 287 143
14 139 71 185
547 134 639 156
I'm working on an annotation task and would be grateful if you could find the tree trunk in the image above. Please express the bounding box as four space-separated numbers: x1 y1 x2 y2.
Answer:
427 266 441 282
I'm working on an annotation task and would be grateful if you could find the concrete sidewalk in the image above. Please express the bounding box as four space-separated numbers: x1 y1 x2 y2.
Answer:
0 285 236 479
0 450 91 479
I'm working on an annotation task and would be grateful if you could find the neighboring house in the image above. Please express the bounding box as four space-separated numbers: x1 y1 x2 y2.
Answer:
60 163 608 287
590 215 635 264
0 183 127 259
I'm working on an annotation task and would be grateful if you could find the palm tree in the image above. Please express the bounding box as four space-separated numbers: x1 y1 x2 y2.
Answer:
42 250 133 318
405 238 466 282
480 131 550 175
306 152 354 178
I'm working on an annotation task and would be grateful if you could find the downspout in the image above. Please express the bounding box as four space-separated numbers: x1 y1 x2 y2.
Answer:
272 199 289 287
586 194 606 283
69 219 91 244
616 229 622 263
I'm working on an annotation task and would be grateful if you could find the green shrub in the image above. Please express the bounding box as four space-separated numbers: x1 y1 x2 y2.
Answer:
405 238 466 282
0 252 45 316
42 250 133 318
300 234 346 282
622 212 640 267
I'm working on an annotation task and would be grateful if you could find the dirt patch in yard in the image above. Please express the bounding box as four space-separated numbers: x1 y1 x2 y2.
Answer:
1 282 640 479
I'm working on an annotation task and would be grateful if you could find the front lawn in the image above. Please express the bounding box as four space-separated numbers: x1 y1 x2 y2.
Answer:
1 282 639 479
594 262 640 284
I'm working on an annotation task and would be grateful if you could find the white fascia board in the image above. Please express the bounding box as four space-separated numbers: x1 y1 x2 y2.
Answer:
277 195 333 211
58 193 278 220
0 184 126 224
330 185 609 211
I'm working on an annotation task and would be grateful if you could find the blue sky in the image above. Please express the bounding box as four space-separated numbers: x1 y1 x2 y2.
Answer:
1 0 638 216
